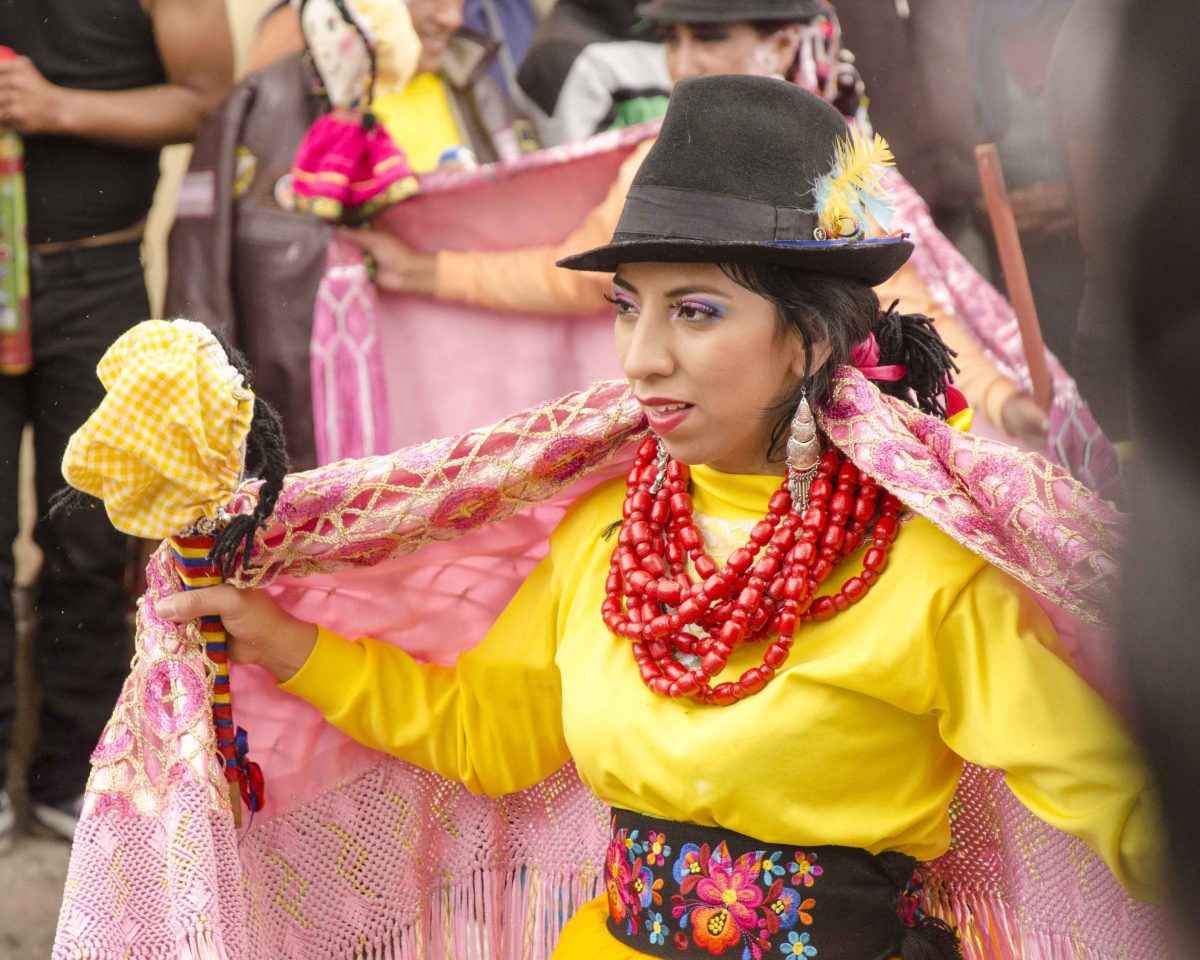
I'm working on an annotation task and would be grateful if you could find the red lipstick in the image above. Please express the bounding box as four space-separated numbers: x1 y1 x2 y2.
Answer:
638 397 694 436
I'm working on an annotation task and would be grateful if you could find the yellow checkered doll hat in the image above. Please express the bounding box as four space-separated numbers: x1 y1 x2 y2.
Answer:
60 319 288 572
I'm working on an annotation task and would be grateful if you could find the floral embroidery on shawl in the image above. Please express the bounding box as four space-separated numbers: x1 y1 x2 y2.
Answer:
819 368 1122 626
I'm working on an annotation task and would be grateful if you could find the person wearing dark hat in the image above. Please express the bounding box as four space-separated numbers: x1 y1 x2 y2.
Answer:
160 74 1157 958
638 0 826 83
345 0 1051 448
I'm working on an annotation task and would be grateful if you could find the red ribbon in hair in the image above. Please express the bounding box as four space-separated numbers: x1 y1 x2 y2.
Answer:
850 333 907 382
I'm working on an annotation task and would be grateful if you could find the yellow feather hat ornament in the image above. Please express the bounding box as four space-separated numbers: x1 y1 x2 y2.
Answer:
811 130 897 241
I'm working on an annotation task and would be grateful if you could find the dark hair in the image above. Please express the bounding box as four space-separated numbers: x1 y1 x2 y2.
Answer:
207 333 290 577
719 263 958 462
658 17 815 43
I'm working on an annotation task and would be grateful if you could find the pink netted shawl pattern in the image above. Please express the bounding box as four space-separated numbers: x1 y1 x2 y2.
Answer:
890 174 1121 497
55 375 1155 960
821 369 1121 625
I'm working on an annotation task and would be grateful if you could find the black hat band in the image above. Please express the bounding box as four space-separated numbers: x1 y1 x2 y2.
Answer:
614 184 817 244
635 0 825 25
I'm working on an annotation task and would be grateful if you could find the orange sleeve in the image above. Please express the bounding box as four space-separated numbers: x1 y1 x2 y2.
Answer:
876 263 1018 429
432 141 652 315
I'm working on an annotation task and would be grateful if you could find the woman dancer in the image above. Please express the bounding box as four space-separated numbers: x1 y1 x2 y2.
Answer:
346 0 1048 445
158 77 1155 959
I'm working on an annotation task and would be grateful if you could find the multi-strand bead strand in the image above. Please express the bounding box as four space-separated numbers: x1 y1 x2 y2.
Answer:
602 437 904 705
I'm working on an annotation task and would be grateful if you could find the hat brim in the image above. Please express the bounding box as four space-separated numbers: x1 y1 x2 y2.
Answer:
634 1 824 24
557 236 914 287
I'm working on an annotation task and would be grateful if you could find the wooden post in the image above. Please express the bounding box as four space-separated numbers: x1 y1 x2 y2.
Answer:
974 143 1054 412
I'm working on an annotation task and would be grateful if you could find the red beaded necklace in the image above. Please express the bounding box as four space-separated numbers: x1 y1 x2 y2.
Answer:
602 437 903 705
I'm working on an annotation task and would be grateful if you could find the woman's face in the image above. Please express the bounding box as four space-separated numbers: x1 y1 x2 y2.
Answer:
407 0 464 74
661 21 803 82
612 262 825 476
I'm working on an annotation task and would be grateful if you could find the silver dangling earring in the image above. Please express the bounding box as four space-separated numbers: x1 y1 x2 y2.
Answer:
649 438 670 495
786 387 821 512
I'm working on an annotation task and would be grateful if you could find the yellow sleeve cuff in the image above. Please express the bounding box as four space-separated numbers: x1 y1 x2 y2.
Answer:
277 625 366 713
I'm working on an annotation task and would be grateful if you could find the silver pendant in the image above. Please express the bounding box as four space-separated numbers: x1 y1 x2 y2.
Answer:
786 390 821 512
649 440 670 495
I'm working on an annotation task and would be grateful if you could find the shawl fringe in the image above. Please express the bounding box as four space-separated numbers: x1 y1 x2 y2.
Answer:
925 886 1135 960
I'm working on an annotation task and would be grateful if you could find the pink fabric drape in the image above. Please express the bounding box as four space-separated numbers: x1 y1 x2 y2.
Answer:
310 238 394 463
55 372 1157 960
309 124 653 461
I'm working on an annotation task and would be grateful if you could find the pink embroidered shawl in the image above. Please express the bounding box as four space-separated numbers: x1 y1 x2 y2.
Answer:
53 369 1158 960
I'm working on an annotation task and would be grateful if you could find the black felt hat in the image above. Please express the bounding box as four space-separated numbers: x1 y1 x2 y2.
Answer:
558 75 912 285
635 0 825 25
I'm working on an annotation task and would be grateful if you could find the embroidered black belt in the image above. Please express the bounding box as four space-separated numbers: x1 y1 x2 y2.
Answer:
604 808 960 960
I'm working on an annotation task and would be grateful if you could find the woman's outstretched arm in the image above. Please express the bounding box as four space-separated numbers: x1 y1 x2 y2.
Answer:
156 554 570 798
343 140 653 314
931 566 1161 900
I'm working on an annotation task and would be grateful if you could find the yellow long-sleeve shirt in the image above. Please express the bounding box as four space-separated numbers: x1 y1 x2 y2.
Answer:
434 141 1020 428
282 463 1157 948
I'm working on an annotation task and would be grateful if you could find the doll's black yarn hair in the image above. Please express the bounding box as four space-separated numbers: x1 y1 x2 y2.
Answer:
206 332 289 577
47 328 289 578
871 300 960 418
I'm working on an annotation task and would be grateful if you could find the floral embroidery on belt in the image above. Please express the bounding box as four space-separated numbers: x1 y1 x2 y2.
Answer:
606 817 822 958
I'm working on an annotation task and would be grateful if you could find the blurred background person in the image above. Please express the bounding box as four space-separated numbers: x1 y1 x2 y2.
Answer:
1045 0 1130 442
248 0 536 152
968 0 1081 371
167 0 526 470
1104 0 1200 954
248 0 539 97
0 0 233 848
831 0 986 269
248 0 524 167
369 0 530 170
515 0 670 147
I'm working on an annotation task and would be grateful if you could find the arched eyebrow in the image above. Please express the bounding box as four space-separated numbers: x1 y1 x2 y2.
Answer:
611 274 729 301
664 284 726 299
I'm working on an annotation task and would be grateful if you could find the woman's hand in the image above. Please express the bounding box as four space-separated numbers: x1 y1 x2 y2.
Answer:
340 226 437 296
154 585 317 683
1000 392 1050 448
